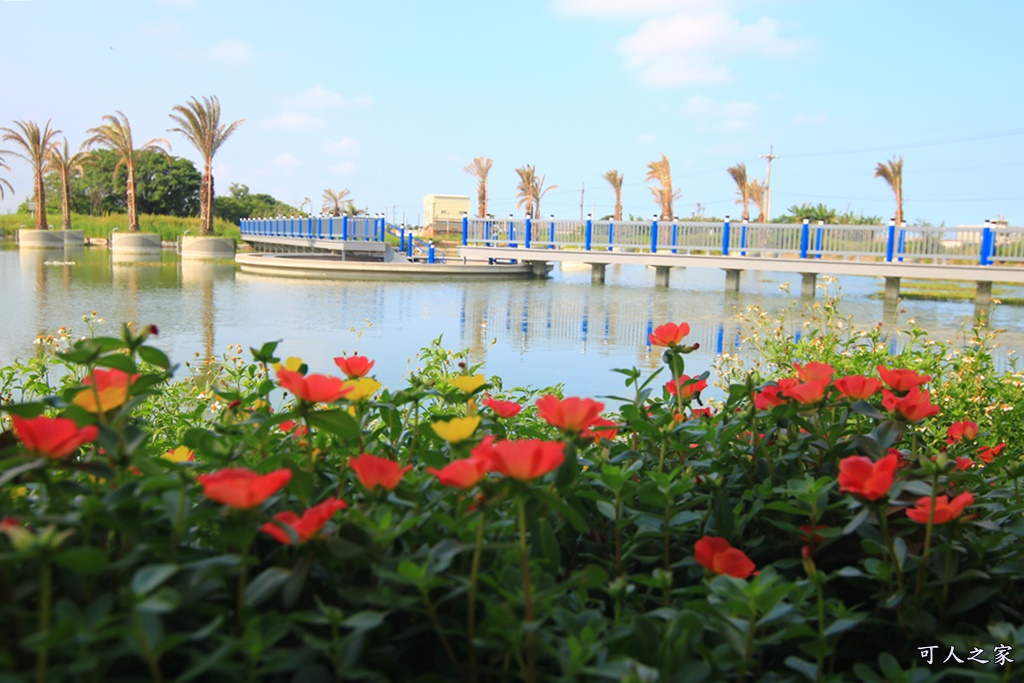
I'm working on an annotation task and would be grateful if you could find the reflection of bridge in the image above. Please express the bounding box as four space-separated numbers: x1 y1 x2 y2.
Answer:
458 217 1024 307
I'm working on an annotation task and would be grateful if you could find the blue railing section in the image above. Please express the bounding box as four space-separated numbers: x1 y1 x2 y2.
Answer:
239 215 387 243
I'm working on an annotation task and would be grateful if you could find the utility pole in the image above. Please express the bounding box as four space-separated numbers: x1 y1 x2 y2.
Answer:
579 183 585 220
695 202 705 220
760 144 778 223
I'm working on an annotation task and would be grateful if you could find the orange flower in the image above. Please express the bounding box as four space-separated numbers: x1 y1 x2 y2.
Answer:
349 454 411 491
664 375 707 399
794 362 834 384
261 498 347 544
835 375 883 400
978 443 1006 464
648 322 690 347
535 395 604 433
905 492 974 525
332 355 375 379
784 380 829 405
482 395 522 419
581 417 619 443
882 387 940 422
946 421 979 444
72 368 139 413
692 407 716 419
428 458 488 489
473 438 565 482
277 368 351 404
838 453 898 501
877 365 931 393
694 536 756 579
196 468 292 509
12 415 98 459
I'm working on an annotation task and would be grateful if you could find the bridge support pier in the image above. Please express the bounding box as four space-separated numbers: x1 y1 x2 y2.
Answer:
801 273 816 298
590 263 606 285
976 281 992 307
884 277 900 303
530 261 548 279
725 269 741 292
654 266 671 288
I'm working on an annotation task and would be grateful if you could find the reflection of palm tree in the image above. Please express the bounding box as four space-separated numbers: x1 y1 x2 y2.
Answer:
748 179 766 222
0 156 13 200
322 188 352 217
532 174 557 220
727 163 750 221
464 156 493 218
45 138 90 230
515 165 537 219
202 277 214 363
168 96 245 236
874 156 903 225
1 119 61 229
645 154 679 220
603 170 623 221
84 111 170 232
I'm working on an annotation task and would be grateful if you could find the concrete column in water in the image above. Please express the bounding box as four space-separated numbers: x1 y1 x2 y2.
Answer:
654 266 671 288
976 281 992 307
725 269 741 292
530 261 549 279
801 272 816 298
589 263 607 284
884 277 900 303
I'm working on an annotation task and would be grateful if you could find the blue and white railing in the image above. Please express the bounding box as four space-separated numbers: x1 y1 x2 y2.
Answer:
385 222 443 264
462 216 1024 265
240 215 387 243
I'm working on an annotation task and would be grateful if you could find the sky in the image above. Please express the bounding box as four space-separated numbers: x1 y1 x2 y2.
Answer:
2 0 1023 227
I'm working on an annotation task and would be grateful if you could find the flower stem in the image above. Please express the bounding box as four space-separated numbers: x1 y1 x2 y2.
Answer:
876 502 904 593
913 473 939 604
517 497 536 683
35 562 52 683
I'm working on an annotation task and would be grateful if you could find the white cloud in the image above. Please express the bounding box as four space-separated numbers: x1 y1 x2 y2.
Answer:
207 39 254 66
793 111 829 126
619 12 808 85
682 95 759 132
324 137 359 155
331 162 356 174
638 133 656 144
260 112 325 130
352 94 373 107
271 152 302 169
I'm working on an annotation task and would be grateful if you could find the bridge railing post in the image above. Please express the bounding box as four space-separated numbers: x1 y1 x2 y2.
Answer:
509 213 516 248
585 214 593 251
462 216 468 246
815 220 823 259
651 214 658 253
885 219 895 262
525 217 532 249
740 220 747 256
341 215 349 240
549 215 555 249
328 215 334 239
981 220 992 265
485 219 491 247
407 234 413 258
671 219 678 254
799 218 809 259
608 220 614 251
723 216 731 256
428 240 435 264
897 222 906 262
317 215 323 239
400 224 406 252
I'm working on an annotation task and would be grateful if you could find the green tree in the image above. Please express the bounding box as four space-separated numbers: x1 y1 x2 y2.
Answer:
1 119 61 229
603 170 623 221
45 138 89 230
727 162 750 222
464 156 493 218
84 111 170 232
874 155 904 225
779 203 838 223
213 183 297 225
168 96 245 236
322 188 352 217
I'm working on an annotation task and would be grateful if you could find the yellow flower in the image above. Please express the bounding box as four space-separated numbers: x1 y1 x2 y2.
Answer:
272 356 304 373
343 377 381 402
162 446 194 463
431 415 481 443
71 369 135 413
451 374 486 394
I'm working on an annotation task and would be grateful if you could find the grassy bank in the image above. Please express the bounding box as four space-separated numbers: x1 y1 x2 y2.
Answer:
871 279 1024 306
0 212 240 242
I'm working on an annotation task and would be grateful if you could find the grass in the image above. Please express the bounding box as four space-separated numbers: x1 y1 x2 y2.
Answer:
869 279 1024 305
0 212 240 242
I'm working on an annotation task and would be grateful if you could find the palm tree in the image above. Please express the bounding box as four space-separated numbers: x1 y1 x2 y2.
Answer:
322 188 352 217
168 96 245 236
0 119 61 229
45 138 90 230
603 170 623 221
532 174 558 220
84 111 169 232
874 156 903 225
645 154 680 220
464 156 493 218
727 163 750 222
747 178 767 222
0 156 13 200
515 165 537 219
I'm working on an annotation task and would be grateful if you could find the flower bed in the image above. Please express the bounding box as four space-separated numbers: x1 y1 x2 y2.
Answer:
1 299 1023 682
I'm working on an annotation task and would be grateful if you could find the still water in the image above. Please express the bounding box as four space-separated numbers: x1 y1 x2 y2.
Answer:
4 244 1024 399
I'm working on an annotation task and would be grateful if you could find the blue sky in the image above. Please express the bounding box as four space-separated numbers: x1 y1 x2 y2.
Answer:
2 0 1023 227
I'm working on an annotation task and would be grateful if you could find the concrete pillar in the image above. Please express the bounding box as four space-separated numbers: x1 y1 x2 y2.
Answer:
590 263 606 285
654 266 671 288
530 261 548 278
801 272 816 298
725 269 741 292
976 281 992 307
884 277 900 303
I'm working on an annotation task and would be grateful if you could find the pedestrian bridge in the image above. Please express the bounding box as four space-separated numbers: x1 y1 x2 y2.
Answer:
457 216 1024 306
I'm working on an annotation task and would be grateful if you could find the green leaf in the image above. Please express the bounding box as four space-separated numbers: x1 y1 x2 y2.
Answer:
131 564 179 596
244 566 292 607
784 656 819 681
342 610 386 631
843 507 870 535
306 410 361 441
54 547 109 575
0 458 48 488
824 617 863 637
94 354 138 374
595 500 617 521
947 585 999 616
138 345 172 370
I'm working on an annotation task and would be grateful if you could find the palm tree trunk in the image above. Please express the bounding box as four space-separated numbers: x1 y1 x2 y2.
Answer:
126 167 139 232
614 191 622 222
60 173 72 230
200 166 214 236
34 171 48 230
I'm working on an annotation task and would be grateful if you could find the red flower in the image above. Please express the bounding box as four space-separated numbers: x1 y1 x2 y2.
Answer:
261 498 347 544
428 458 488 489
278 420 309 439
978 443 1006 464
905 492 974 525
665 375 708 399
535 395 604 433
349 454 411 491
694 536 756 579
835 375 883 400
955 457 974 471
798 524 829 545
946 420 979 444
784 380 829 405
692 407 716 419
197 468 292 509
882 387 940 422
877 365 931 392
481 395 522 419
11 415 98 459
838 453 898 501
73 368 140 413
333 355 375 379
581 417 619 443
648 322 690 347
794 362 834 384
753 385 786 410
278 368 351 404
473 438 565 482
